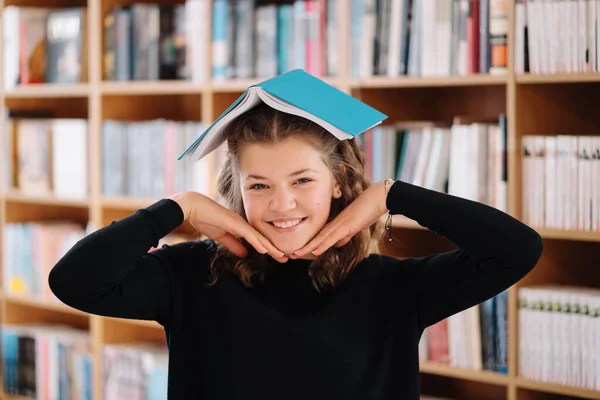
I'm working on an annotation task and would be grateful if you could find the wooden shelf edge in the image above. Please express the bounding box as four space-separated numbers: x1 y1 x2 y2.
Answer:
390 215 426 230
4 83 89 98
209 76 342 92
537 228 600 243
350 74 508 89
1 393 33 400
2 294 88 317
516 72 600 84
101 80 205 95
419 361 510 385
516 377 600 399
104 316 163 330
101 196 159 210
4 191 90 208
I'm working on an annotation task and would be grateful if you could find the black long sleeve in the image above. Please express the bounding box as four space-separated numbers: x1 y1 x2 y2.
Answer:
48 180 544 400
385 180 543 330
48 198 188 326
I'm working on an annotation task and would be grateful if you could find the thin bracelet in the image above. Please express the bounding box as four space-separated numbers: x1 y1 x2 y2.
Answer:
384 179 394 242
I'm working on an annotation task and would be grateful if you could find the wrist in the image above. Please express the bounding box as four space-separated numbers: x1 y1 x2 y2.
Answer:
384 179 394 211
169 192 193 220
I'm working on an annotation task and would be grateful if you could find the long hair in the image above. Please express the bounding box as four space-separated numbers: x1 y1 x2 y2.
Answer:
207 103 386 293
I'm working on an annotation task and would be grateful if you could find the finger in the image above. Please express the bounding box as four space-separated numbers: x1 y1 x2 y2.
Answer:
311 225 354 256
247 233 288 263
334 235 353 248
227 220 269 255
231 220 287 260
293 222 337 257
208 232 248 258
254 233 287 259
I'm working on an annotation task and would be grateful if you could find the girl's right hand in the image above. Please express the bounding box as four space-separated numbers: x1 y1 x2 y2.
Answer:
169 191 289 263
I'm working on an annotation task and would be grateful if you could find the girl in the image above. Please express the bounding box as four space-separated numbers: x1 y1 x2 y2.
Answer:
49 103 543 399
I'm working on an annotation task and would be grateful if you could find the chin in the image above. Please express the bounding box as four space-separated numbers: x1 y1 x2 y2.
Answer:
271 239 306 256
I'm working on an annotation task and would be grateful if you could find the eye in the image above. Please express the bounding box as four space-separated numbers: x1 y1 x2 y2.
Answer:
295 178 312 184
249 183 267 190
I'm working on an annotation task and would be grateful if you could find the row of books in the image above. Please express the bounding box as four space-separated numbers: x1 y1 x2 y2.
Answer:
359 116 507 213
104 2 190 81
3 7 87 90
1 323 169 400
10 0 600 85
2 220 196 301
1 115 213 200
212 0 337 80
522 135 600 231
2 116 88 198
351 0 509 78
2 324 92 399
519 285 600 389
515 0 600 74
102 120 211 199
103 0 337 82
2 222 89 301
419 291 508 374
103 342 168 400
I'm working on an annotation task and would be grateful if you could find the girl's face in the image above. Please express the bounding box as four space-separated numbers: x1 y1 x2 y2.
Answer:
239 136 341 257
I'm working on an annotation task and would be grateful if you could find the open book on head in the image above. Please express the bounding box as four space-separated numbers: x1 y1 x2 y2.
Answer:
178 69 388 161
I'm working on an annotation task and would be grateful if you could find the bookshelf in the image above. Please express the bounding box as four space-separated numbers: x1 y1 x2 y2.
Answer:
0 0 599 399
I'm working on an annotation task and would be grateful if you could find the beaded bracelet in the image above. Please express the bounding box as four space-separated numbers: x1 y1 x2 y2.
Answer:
384 179 394 242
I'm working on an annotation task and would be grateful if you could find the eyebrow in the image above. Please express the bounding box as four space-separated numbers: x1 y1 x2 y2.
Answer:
245 168 318 181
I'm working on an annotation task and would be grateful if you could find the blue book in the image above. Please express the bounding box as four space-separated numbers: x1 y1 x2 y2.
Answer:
178 69 388 161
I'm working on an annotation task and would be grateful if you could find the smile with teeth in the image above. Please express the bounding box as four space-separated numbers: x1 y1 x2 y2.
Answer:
269 218 306 229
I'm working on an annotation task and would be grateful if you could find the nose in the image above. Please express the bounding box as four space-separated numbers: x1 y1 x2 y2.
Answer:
270 186 296 213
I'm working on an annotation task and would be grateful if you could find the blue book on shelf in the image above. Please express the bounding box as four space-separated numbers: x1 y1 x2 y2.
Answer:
178 69 388 161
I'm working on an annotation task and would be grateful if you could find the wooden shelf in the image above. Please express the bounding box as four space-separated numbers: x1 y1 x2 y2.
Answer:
390 215 426 230
2 294 88 317
101 80 204 95
1 393 34 400
420 362 510 386
101 196 158 210
4 83 89 98
104 316 163 330
516 73 600 84
537 228 600 243
210 76 341 92
516 378 600 399
4 190 90 208
0 0 598 399
351 74 508 88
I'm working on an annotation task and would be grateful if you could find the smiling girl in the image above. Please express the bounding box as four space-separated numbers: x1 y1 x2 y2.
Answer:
49 103 543 399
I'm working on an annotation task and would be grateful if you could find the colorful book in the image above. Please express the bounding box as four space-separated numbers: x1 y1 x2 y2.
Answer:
178 69 388 160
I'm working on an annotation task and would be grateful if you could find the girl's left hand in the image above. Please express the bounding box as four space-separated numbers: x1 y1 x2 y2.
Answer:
291 180 390 258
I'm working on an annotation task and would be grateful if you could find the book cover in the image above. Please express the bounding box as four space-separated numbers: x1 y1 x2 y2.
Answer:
179 69 388 161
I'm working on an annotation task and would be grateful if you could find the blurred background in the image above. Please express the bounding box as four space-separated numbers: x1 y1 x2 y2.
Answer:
0 0 599 399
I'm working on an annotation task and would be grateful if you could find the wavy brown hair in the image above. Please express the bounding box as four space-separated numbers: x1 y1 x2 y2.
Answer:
207 103 386 293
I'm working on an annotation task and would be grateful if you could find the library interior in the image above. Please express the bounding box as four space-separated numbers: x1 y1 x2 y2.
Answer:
1 0 600 399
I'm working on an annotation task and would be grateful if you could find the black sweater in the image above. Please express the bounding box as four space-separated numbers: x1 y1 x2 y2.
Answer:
49 180 543 399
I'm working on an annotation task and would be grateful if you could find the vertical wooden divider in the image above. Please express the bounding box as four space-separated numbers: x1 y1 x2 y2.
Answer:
87 0 103 399
506 1 519 399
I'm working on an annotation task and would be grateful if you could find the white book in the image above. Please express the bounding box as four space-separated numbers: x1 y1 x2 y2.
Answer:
515 2 525 74
579 0 588 71
589 0 597 72
52 119 88 199
592 136 600 231
545 136 557 228
360 0 376 77
387 0 403 77
569 136 579 230
522 136 533 225
571 0 580 72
